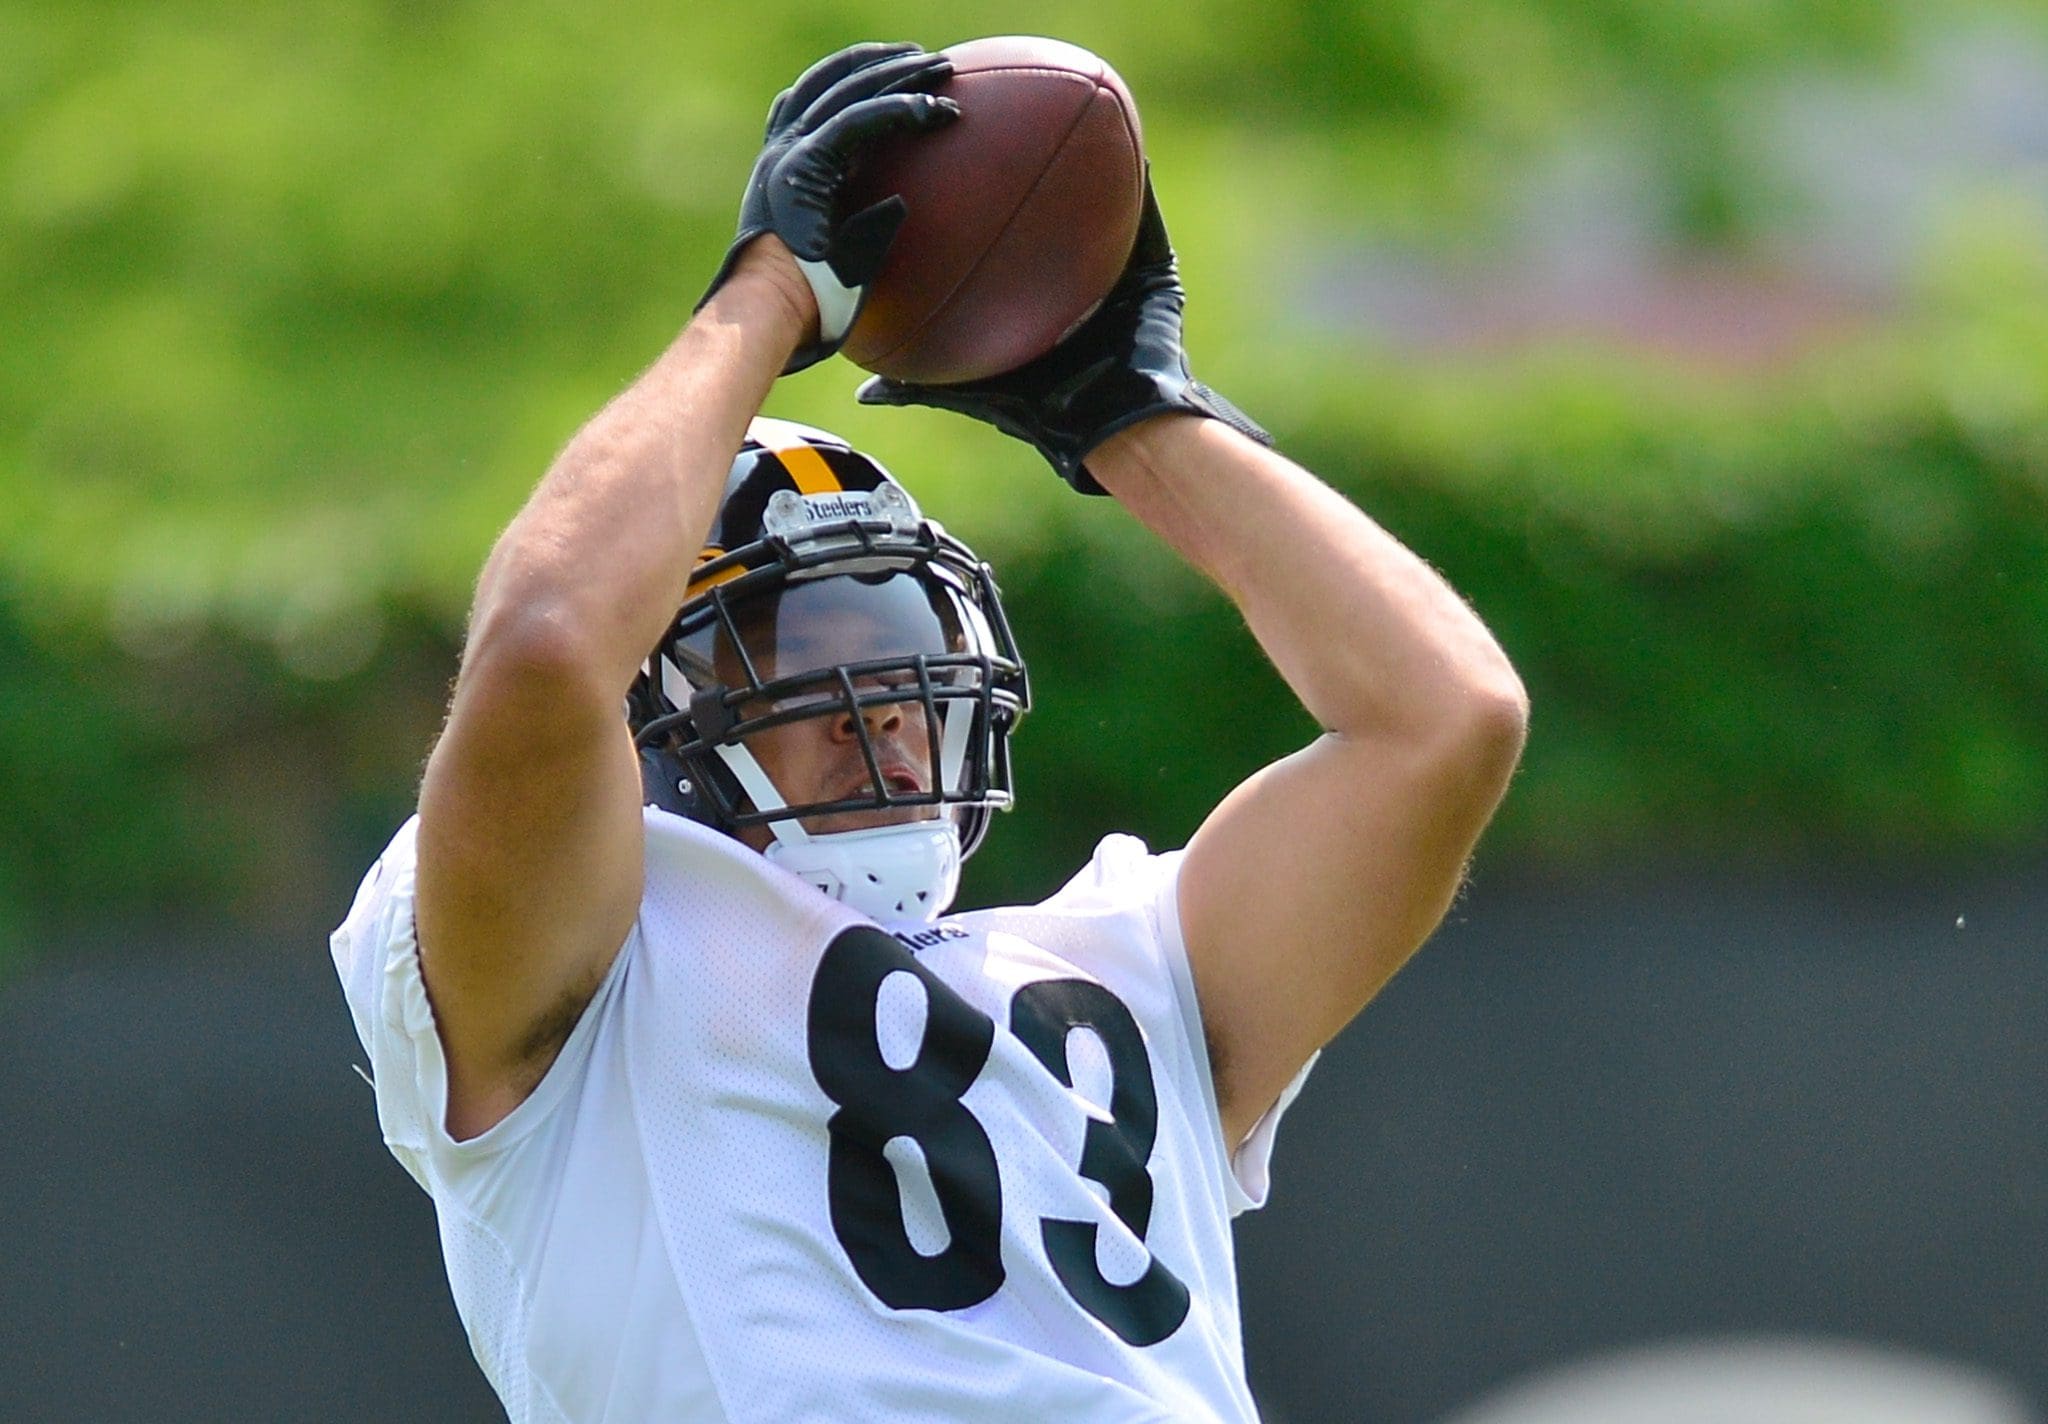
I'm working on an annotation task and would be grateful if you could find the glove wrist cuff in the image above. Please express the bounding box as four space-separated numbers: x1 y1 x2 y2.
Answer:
698 233 869 377
1061 379 1273 495
793 256 861 346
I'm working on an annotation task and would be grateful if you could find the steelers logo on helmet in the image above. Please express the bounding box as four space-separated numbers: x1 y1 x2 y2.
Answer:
627 418 1030 921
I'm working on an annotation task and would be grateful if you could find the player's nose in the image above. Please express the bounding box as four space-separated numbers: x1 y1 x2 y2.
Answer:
830 685 905 741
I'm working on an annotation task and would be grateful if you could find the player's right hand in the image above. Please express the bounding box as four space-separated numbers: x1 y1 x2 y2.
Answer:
699 42 959 375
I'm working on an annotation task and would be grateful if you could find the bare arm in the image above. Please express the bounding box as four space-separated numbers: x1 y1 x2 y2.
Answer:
407 43 962 1139
415 245 817 1139
1087 415 1529 1147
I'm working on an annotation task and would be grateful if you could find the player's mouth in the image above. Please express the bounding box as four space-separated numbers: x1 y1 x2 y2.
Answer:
836 759 927 803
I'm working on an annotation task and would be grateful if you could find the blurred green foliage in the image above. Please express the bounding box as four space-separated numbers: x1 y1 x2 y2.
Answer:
3 0 2045 956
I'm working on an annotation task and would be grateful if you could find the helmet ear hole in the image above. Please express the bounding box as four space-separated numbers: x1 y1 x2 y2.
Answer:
638 745 701 819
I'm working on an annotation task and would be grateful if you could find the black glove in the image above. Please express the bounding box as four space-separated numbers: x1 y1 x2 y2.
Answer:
700 42 959 375
855 172 1271 494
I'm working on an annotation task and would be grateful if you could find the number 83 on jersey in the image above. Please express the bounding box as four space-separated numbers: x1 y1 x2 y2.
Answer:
806 926 1193 1347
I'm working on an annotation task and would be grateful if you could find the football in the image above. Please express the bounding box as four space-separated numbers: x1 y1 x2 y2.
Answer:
839 36 1146 384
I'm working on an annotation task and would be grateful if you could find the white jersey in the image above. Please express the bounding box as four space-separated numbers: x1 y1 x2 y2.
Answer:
331 806 1312 1423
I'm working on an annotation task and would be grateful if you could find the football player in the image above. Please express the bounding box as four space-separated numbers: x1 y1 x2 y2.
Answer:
332 42 1527 1422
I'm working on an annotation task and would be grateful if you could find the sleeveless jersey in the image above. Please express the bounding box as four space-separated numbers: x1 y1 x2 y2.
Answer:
330 807 1313 1423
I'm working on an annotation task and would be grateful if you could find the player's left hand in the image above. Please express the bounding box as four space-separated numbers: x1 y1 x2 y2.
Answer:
701 42 961 374
855 170 1271 494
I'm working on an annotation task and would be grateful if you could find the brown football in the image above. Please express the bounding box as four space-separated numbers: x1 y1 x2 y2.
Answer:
838 36 1146 384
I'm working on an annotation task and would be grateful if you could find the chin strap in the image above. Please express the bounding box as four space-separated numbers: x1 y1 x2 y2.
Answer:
712 738 963 922
766 821 962 922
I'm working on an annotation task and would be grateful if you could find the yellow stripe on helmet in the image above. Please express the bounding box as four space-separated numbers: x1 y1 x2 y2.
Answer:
685 562 746 598
686 545 743 598
768 440 843 495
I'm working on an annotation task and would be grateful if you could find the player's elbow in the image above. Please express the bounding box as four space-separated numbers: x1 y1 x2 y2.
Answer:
1397 670 1528 819
1467 665 1529 753
1449 673 1530 796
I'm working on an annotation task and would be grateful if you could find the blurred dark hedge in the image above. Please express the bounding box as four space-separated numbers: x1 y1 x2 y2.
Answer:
3 0 2045 960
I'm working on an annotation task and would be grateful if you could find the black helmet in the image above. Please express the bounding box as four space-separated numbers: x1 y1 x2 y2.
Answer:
626 418 1029 914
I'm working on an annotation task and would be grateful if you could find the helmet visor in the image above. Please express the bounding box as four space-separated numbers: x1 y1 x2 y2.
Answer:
667 567 1001 829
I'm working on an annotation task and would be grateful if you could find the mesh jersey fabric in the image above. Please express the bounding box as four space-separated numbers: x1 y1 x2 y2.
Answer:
330 807 1315 1423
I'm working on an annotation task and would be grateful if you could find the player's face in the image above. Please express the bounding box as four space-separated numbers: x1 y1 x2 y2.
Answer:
733 664 939 848
704 573 965 846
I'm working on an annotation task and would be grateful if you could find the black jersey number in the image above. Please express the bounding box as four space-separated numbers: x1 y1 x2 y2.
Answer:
806 927 1191 1345
806 926 1005 1312
1009 979 1193 1346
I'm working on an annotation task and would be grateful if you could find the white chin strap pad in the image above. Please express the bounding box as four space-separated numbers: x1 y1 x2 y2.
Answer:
714 741 963 922
765 820 962 922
